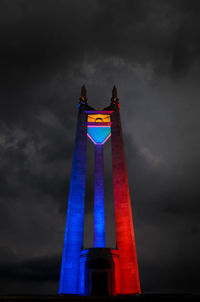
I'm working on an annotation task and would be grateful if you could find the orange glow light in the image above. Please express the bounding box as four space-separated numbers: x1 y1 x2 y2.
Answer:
87 114 111 123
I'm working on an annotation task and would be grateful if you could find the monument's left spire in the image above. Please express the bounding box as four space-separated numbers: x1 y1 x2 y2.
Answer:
81 85 87 101
59 85 88 294
79 85 94 110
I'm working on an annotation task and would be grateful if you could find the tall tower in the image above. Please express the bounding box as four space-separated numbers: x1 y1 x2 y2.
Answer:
59 86 141 296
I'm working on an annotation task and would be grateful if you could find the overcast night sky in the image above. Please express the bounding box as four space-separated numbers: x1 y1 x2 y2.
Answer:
0 0 200 295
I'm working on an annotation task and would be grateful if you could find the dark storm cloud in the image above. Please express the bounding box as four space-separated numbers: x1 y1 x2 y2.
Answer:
0 256 60 282
1 1 200 91
1 0 200 123
0 0 200 295
0 254 60 294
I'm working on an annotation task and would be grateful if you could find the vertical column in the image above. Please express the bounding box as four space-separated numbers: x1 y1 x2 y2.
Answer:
59 110 87 294
93 144 106 247
111 110 141 294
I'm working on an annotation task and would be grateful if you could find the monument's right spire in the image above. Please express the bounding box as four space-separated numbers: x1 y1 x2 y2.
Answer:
103 85 120 111
111 89 141 294
112 85 118 101
111 85 120 111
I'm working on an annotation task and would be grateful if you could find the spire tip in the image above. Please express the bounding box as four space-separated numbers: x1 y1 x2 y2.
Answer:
112 85 117 99
81 85 87 101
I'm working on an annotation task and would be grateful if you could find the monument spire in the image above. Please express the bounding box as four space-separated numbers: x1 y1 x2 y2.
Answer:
81 85 87 102
59 87 140 296
79 85 94 111
112 85 118 100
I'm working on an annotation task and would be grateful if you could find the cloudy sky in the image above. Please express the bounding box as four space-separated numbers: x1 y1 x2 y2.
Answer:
0 0 200 295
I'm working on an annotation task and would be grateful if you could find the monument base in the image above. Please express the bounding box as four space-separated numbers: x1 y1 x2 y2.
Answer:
79 248 120 296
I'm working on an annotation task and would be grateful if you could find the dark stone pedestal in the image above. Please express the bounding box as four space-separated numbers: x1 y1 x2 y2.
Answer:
79 248 119 296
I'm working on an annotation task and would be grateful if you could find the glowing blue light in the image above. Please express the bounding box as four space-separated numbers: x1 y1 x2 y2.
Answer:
94 195 106 247
94 144 105 248
59 112 87 295
87 126 111 144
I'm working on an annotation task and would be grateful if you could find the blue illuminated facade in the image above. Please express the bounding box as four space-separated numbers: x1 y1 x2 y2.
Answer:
59 107 112 295
59 110 87 294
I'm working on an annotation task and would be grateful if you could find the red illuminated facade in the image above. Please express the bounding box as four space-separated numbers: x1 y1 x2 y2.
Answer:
59 86 141 295
111 110 141 294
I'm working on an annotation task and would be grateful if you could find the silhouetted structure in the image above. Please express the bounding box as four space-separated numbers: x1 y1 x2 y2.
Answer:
59 87 141 296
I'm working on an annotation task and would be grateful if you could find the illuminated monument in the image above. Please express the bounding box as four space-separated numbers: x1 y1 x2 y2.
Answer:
59 86 141 296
